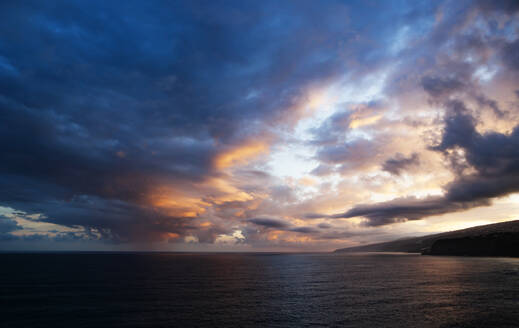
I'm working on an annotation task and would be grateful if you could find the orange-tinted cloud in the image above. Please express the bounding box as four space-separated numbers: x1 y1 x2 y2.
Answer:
349 114 382 128
149 187 209 217
299 176 317 186
214 141 269 169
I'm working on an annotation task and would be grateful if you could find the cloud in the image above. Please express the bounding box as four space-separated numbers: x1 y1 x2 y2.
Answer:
315 138 380 173
475 0 519 14
213 140 269 169
421 76 465 98
501 39 519 71
0 216 22 234
247 217 319 234
382 153 420 175
421 75 505 116
289 226 319 234
310 164 335 177
1 0 518 249
315 99 519 226
323 196 490 227
0 0 377 244
248 217 290 228
317 223 332 229
310 102 385 147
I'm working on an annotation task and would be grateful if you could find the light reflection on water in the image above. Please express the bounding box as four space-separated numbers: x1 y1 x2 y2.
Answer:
1 253 518 327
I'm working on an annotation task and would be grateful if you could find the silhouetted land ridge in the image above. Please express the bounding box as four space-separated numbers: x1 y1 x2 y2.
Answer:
334 220 519 257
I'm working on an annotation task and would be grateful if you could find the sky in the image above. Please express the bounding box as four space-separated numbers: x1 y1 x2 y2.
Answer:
1 0 519 252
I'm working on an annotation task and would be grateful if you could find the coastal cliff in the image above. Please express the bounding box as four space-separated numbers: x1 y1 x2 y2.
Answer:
334 220 519 257
422 232 519 256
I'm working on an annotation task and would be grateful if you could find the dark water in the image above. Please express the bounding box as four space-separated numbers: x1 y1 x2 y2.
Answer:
1 253 518 328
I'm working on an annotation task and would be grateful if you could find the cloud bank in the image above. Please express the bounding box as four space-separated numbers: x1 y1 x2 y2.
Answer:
1 0 519 250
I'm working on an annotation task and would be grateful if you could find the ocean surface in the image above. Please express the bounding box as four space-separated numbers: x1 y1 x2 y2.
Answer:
1 252 518 328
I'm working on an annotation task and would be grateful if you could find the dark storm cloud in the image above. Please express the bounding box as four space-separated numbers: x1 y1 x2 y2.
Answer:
301 0 519 228
501 39 519 71
248 218 290 229
420 76 465 98
1 0 401 242
0 216 21 234
317 223 332 229
312 99 519 226
248 218 319 234
289 226 319 234
304 213 328 219
432 100 478 152
437 108 519 204
382 153 419 176
319 196 490 227
475 0 519 14
421 75 505 117
2 0 516 247
318 230 379 240
473 94 505 118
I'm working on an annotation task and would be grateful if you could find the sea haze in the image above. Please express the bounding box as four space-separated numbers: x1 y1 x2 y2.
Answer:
1 253 518 328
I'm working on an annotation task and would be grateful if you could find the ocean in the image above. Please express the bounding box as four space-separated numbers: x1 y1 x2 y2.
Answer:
1 252 518 327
